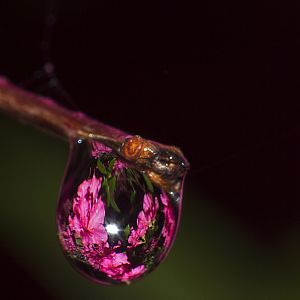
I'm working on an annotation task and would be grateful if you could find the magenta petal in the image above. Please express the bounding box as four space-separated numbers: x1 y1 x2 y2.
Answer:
154 197 159 214
128 228 140 247
121 265 146 281
77 198 89 228
137 211 148 229
128 193 160 247
91 141 112 158
81 232 92 246
88 198 105 229
160 192 169 206
67 175 107 247
113 252 129 265
88 225 108 244
99 252 130 277
61 228 76 252
143 193 152 212
89 175 102 202
113 160 127 171
76 180 89 201
69 215 82 234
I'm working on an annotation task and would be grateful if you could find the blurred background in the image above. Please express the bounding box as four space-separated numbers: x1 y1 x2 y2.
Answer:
0 0 300 299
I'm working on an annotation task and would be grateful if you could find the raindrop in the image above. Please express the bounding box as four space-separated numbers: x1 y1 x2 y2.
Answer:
57 138 188 285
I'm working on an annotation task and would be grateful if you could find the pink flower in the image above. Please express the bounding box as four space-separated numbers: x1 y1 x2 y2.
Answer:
121 265 146 281
84 244 110 269
127 227 140 247
99 252 130 277
113 160 127 171
61 172 151 282
99 251 146 281
143 193 159 221
160 193 176 248
60 227 76 252
91 141 112 158
91 141 127 171
128 194 159 247
68 175 108 246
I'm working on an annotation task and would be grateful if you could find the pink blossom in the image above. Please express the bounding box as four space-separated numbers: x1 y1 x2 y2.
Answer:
61 173 151 282
99 251 146 281
61 174 148 282
99 252 130 277
160 193 176 248
84 244 110 269
91 141 112 158
120 265 146 281
68 175 108 246
127 227 140 247
60 227 76 252
113 160 128 171
128 194 159 247
143 193 159 220
91 141 127 171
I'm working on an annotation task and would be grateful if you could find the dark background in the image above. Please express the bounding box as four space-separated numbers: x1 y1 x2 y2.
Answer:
0 0 299 299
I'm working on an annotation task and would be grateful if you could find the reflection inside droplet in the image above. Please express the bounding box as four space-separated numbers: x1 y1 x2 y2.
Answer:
56 139 187 285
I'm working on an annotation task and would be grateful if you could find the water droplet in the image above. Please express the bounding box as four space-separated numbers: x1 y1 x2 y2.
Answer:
56 139 187 285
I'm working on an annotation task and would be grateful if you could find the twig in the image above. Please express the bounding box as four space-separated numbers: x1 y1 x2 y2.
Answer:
0 77 125 147
0 77 189 191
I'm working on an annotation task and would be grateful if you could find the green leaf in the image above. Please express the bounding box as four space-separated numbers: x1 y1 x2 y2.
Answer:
143 173 154 193
125 168 133 176
130 190 136 204
102 178 111 207
97 159 108 175
111 198 121 213
108 176 120 213
75 237 83 247
124 224 131 240
126 168 138 183
108 176 116 193
108 158 116 173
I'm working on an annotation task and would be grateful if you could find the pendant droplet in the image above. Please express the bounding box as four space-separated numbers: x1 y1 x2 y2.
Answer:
57 138 188 285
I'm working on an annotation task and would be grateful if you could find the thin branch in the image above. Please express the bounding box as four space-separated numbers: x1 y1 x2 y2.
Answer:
0 77 126 147
0 76 189 191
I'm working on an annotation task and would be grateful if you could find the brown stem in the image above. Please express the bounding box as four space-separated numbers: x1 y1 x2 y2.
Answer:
0 77 127 147
0 76 189 191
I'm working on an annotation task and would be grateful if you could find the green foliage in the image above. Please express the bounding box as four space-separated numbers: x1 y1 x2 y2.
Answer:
75 237 83 247
97 159 108 175
143 173 154 193
124 224 131 240
97 157 120 213
108 158 116 173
